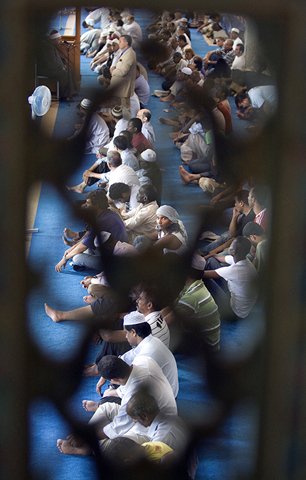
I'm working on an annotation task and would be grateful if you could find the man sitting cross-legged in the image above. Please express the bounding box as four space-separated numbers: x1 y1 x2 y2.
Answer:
203 236 258 320
126 118 153 156
199 189 255 258
56 354 177 455
92 311 178 400
121 184 159 243
83 285 171 377
164 254 221 352
54 190 128 273
125 391 198 478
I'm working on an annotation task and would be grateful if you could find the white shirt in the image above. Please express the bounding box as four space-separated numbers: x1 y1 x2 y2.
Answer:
248 85 277 110
231 55 245 70
122 201 159 242
123 21 143 48
120 334 179 397
233 37 244 49
120 149 139 171
216 256 258 318
73 113 110 154
141 122 155 145
148 411 188 452
102 356 177 439
108 164 140 188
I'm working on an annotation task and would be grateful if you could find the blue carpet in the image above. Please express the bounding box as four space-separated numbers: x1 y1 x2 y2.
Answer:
28 9 261 480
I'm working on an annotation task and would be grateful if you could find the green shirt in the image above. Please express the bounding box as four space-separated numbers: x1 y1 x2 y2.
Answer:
174 280 220 350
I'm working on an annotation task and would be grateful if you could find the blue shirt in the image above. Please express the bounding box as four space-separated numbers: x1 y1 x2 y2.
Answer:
82 208 128 249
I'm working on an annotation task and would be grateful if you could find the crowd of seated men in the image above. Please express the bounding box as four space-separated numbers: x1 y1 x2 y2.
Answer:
41 8 271 476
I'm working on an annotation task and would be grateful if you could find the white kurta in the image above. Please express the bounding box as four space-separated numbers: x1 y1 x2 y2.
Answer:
90 356 177 439
120 334 179 397
73 113 110 154
122 200 159 242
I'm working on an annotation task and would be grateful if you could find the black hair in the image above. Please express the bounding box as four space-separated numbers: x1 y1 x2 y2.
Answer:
251 185 269 206
235 92 248 108
178 34 187 43
243 222 265 237
125 322 151 338
236 43 244 53
232 236 252 258
107 437 140 464
119 130 133 148
86 189 108 209
97 355 130 380
188 266 204 280
113 135 128 151
139 184 157 202
235 189 249 204
140 285 163 311
108 182 130 200
193 58 203 71
128 117 142 133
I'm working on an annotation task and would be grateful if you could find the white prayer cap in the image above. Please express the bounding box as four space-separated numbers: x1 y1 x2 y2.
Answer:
101 30 109 36
80 98 92 109
140 149 156 163
111 105 123 118
231 28 239 34
106 40 112 45
191 253 206 270
113 31 121 38
156 205 179 223
112 38 119 44
123 311 146 326
50 30 61 39
180 17 188 22
181 67 192 75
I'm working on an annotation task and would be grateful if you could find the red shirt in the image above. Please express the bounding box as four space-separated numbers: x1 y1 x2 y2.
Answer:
132 132 153 155
255 208 268 232
218 102 233 135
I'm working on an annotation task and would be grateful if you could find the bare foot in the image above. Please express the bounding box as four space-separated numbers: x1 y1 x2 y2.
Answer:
62 236 75 246
179 165 192 185
63 228 80 241
160 95 172 102
66 182 87 194
179 166 189 185
159 117 180 126
82 400 99 412
44 303 63 323
57 439 92 456
169 132 181 139
83 295 95 304
83 364 99 377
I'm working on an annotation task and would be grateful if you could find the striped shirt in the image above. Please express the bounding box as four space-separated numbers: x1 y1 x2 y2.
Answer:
255 208 268 232
174 280 220 350
145 311 170 349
